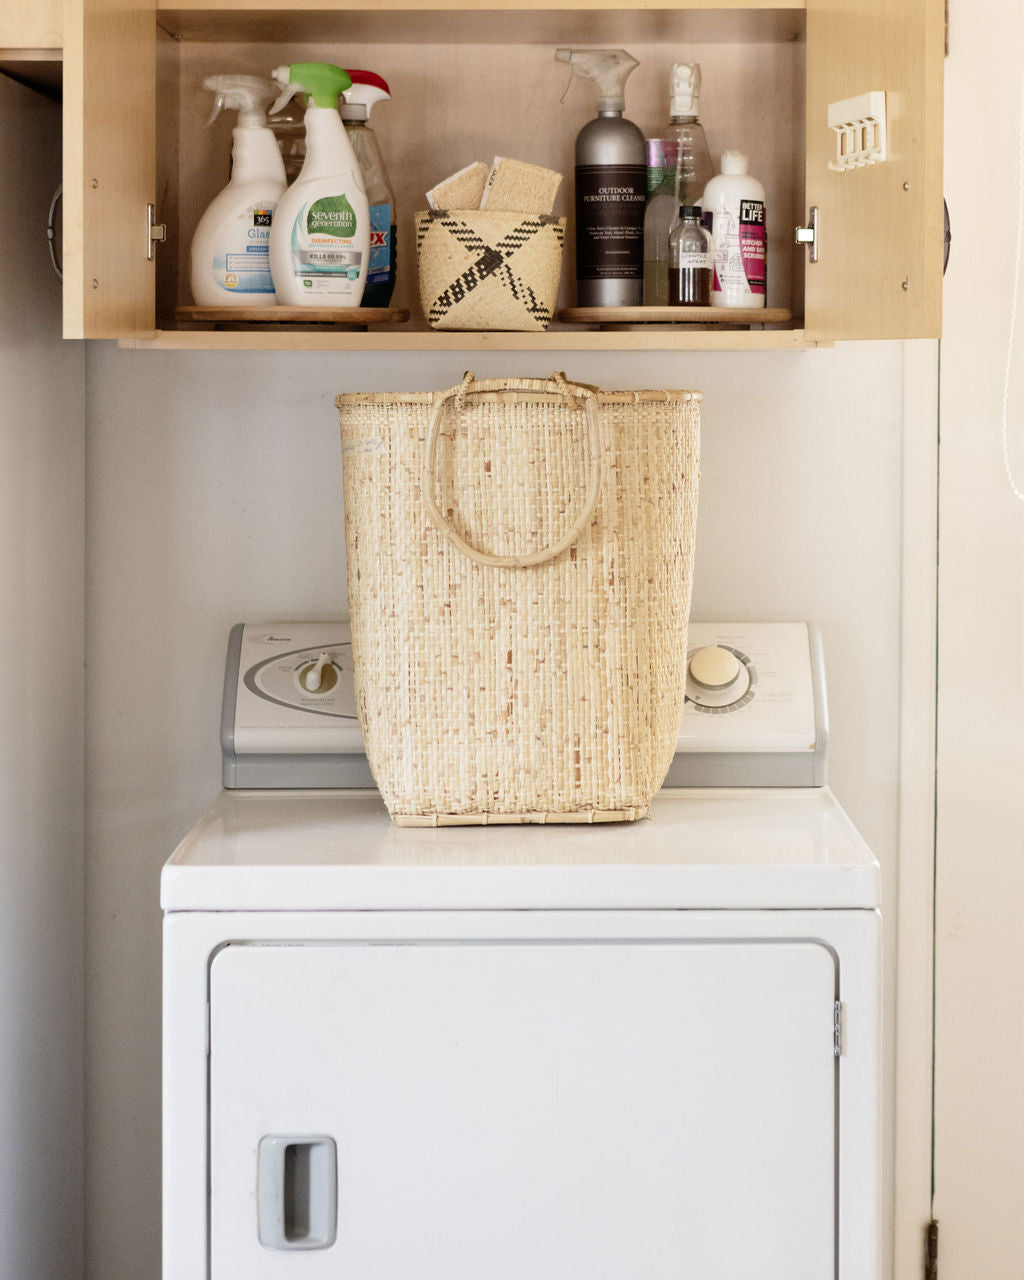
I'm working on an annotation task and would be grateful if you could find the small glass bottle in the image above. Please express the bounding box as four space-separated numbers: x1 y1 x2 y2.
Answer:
668 205 713 306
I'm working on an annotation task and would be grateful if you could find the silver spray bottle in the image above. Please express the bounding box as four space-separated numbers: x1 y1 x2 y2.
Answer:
556 48 646 307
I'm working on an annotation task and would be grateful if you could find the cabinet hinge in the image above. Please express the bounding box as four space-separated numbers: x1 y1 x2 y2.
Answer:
833 1000 845 1056
925 1218 938 1280
795 207 819 264
147 203 167 262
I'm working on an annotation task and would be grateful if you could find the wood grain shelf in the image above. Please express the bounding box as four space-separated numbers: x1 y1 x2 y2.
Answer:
122 327 826 351
175 305 411 327
558 305 793 328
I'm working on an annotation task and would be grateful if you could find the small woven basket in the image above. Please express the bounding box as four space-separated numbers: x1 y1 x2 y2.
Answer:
336 373 701 827
414 209 566 331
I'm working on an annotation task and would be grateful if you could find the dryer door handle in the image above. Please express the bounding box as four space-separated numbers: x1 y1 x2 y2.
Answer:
257 1135 338 1250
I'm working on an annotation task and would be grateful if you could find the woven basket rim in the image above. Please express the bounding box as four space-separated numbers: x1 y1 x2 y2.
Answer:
335 388 703 407
414 208 567 221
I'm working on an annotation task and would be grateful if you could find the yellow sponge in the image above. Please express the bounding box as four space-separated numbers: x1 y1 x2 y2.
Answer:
425 162 489 211
479 157 563 215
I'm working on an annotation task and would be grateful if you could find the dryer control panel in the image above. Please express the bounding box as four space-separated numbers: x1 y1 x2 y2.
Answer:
223 621 827 790
670 623 827 788
222 623 372 789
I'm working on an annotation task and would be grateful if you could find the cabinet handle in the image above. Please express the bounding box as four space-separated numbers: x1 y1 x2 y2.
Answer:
257 1135 338 1250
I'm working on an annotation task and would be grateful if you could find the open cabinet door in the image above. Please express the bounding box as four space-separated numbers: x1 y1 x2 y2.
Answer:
63 0 156 338
804 0 944 340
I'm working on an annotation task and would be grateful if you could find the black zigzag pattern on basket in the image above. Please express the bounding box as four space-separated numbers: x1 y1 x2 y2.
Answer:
427 215 562 325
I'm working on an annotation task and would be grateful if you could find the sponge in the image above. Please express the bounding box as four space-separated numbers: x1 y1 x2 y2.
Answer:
425 161 489 211
480 157 563 215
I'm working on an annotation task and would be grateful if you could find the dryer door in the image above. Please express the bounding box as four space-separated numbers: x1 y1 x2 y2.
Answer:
209 937 837 1279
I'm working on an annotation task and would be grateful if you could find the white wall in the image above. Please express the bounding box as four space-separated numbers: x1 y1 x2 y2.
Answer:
84 340 908 1278
933 0 1024 1269
0 74 85 1280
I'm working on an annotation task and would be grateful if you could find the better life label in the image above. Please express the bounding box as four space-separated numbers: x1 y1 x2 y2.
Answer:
738 199 766 295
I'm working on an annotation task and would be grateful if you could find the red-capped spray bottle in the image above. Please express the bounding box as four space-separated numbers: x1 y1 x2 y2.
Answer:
340 71 397 307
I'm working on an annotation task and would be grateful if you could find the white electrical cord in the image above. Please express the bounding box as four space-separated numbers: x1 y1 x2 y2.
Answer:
1000 10 1024 500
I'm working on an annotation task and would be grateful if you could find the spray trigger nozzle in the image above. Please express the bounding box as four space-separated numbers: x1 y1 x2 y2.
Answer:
553 47 639 113
270 62 353 114
202 75 279 129
206 93 226 126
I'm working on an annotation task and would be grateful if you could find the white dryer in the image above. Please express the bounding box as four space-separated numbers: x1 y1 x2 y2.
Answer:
162 622 880 1280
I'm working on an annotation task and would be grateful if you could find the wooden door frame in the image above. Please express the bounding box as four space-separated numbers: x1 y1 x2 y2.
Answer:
894 339 939 1280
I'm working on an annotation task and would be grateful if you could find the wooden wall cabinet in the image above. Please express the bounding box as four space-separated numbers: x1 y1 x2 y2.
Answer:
62 0 944 351
0 0 62 101
0 0 61 50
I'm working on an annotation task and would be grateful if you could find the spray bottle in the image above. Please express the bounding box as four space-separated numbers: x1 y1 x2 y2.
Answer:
190 76 286 306
268 62 370 306
556 48 646 307
665 64 713 207
340 70 397 307
643 63 715 305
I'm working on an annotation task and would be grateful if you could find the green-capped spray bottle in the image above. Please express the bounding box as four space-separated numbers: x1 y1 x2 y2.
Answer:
268 62 370 306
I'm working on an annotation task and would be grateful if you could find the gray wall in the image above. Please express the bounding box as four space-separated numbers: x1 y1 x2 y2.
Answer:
84 341 906 1278
0 74 85 1280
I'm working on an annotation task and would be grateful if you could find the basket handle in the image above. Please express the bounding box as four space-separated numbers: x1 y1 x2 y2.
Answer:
422 373 604 569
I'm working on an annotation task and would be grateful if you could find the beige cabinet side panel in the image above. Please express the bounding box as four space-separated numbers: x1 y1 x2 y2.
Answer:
0 0 61 48
804 0 943 340
63 0 156 339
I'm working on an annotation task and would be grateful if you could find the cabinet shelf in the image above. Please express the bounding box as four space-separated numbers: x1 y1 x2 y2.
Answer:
0 48 62 99
154 5 806 45
121 326 823 350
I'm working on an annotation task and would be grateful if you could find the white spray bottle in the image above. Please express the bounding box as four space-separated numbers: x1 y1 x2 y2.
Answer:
191 76 286 306
268 62 370 307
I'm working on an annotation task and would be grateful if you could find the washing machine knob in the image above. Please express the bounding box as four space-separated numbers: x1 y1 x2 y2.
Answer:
688 645 742 691
297 653 338 694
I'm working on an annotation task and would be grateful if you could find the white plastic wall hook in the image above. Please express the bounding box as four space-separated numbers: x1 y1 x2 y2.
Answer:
827 91 887 172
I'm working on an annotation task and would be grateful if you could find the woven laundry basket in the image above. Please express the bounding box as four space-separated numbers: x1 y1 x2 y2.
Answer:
335 373 701 827
415 210 566 331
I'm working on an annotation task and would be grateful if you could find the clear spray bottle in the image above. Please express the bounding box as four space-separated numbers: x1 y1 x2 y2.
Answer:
556 48 646 307
643 64 714 306
665 63 713 207
190 76 287 306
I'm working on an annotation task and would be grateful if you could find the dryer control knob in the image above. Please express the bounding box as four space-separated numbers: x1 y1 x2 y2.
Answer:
297 653 338 694
688 645 742 691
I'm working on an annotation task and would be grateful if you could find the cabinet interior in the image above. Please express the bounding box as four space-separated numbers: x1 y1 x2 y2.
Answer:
153 6 807 343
